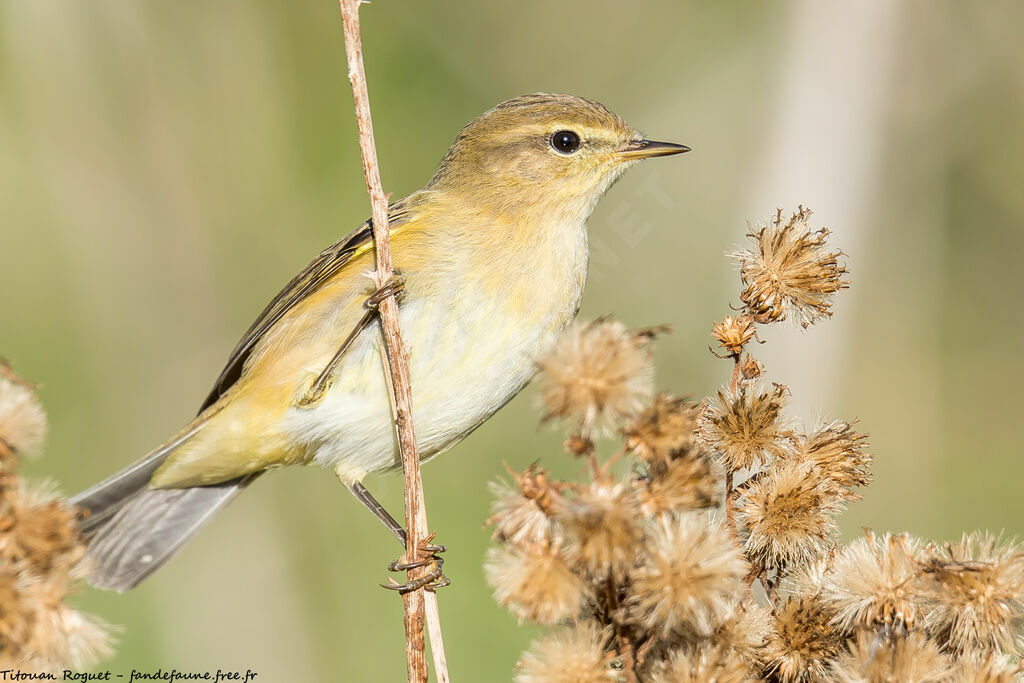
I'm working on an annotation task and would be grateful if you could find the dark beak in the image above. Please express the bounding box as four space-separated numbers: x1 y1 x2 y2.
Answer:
616 139 691 160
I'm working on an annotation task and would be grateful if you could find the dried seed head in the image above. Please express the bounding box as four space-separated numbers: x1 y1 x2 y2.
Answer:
711 315 757 356
649 645 750 683
628 513 747 637
484 545 586 625
951 652 1021 683
537 319 655 438
783 557 831 597
486 480 556 547
823 532 927 632
0 374 47 459
712 599 773 667
0 485 84 574
830 632 952 683
733 207 849 327
21 581 116 671
0 565 33 660
764 596 841 682
697 383 795 471
636 451 721 516
740 356 764 381
795 421 871 500
559 482 643 579
737 460 844 569
919 533 1024 656
515 623 617 683
624 394 700 464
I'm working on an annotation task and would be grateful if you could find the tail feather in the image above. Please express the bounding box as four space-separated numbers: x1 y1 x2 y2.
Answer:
71 425 203 538
84 476 258 591
71 420 259 591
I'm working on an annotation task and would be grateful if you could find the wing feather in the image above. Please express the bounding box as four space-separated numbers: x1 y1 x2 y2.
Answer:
199 203 410 411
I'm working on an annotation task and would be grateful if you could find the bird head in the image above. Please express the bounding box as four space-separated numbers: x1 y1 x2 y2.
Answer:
427 93 688 223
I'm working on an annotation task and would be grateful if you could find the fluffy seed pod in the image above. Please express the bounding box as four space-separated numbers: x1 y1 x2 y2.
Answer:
515 623 616 683
697 383 794 471
559 482 643 579
795 421 871 499
19 574 116 671
763 596 841 682
951 652 1021 683
711 315 757 357
737 460 844 569
829 632 952 683
486 475 559 547
624 394 700 464
919 533 1024 656
628 513 747 637
0 372 48 458
822 532 927 632
733 207 849 327
0 564 33 660
0 485 83 574
636 452 720 516
537 319 655 438
713 599 772 668
648 644 751 683
484 545 586 625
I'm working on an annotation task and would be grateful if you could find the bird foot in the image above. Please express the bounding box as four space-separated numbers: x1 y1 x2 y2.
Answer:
363 270 407 311
381 534 449 593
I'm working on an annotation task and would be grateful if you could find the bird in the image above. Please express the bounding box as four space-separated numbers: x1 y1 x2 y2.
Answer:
71 92 689 591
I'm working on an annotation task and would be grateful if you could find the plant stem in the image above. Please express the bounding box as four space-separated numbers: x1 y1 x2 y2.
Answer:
336 2 447 681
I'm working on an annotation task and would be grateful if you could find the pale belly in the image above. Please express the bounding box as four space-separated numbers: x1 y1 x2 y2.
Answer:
279 279 579 483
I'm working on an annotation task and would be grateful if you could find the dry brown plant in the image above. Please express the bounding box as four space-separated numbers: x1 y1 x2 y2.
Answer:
0 363 114 671
484 208 1024 682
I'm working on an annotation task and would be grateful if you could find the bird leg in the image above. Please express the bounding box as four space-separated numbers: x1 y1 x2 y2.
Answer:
347 480 407 546
296 271 407 408
344 480 449 592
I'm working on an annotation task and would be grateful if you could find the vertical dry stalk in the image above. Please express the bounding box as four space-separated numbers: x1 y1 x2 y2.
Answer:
335 2 447 681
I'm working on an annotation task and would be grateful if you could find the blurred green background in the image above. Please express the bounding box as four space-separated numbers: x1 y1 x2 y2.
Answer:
2 1 1023 680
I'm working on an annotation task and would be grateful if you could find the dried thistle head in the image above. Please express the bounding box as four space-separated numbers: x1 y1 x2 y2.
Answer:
0 565 33 660
648 644 751 683
830 631 952 683
558 482 643 579
624 394 700 464
537 319 655 438
484 544 587 625
763 596 841 682
19 574 116 671
951 652 1022 683
782 556 832 597
711 598 772 668
711 315 757 357
733 207 849 327
486 481 556 547
486 466 563 547
740 356 764 381
823 532 927 632
635 451 720 516
515 623 617 683
627 513 747 637
697 383 795 471
795 421 871 500
737 460 844 569
0 485 84 574
0 372 48 459
919 533 1024 656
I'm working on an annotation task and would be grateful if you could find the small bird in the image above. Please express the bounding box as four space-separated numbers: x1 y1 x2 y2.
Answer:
72 93 688 591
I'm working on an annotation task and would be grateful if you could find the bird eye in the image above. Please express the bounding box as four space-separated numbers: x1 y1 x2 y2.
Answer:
550 130 581 154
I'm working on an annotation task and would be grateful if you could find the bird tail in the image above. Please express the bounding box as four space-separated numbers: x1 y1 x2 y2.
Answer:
71 425 259 592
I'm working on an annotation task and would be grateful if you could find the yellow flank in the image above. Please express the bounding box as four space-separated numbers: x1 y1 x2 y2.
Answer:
147 92 688 489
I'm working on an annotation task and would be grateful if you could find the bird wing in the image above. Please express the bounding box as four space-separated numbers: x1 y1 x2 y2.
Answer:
198 202 411 412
